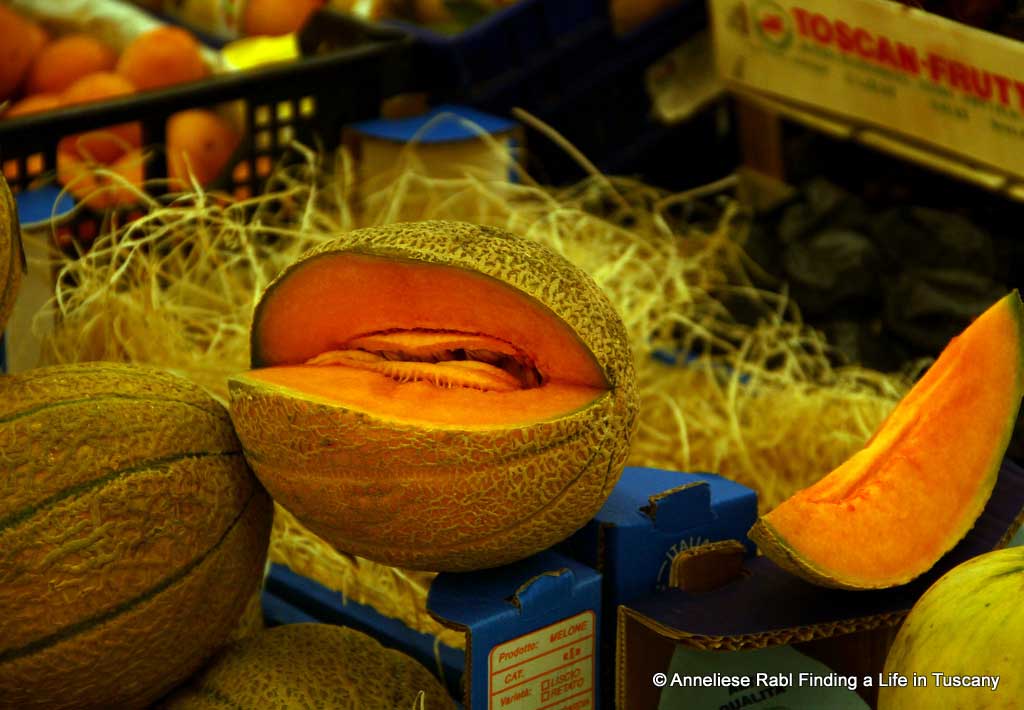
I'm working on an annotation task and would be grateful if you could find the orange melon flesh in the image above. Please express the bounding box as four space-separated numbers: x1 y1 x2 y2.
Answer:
249 251 611 426
752 292 1024 589
252 252 608 389
244 366 604 427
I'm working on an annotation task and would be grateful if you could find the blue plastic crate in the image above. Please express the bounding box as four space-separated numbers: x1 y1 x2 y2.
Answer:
396 0 710 183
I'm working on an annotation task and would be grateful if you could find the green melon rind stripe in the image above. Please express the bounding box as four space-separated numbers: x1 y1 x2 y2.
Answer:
0 485 259 666
0 450 241 534
0 392 223 425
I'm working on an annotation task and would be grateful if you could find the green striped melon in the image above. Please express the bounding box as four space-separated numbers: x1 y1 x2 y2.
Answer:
0 363 273 709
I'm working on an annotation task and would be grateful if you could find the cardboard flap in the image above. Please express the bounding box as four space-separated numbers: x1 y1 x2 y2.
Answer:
508 569 575 614
643 482 714 529
668 539 747 592
619 456 1024 651
600 468 755 533
427 550 598 630
620 559 908 653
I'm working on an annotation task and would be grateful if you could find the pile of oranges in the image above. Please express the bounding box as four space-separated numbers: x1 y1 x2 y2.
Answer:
0 5 240 208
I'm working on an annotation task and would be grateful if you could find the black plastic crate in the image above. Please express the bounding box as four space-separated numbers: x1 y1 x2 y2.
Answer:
396 0 710 183
0 11 414 233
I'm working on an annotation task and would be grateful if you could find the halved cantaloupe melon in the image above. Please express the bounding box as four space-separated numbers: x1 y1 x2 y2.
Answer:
229 221 639 572
750 291 1024 589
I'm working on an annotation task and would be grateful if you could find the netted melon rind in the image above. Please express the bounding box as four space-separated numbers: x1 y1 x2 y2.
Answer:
159 623 457 710
0 363 272 710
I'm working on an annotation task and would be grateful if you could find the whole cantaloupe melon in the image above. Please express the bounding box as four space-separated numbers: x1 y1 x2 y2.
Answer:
159 623 456 709
228 220 639 571
0 175 25 335
0 363 273 709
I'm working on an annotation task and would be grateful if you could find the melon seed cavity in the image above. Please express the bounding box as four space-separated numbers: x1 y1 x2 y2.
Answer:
305 329 543 392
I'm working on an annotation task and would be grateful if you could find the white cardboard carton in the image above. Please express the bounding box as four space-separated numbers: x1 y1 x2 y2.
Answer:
711 0 1024 191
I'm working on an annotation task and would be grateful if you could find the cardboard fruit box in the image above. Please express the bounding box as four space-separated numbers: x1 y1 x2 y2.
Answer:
558 468 757 601
710 0 1024 199
614 457 1024 710
261 468 759 709
556 467 757 702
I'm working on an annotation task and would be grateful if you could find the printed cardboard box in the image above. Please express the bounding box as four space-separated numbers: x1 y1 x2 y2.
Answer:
615 457 1024 709
556 466 757 704
711 0 1024 196
558 467 757 601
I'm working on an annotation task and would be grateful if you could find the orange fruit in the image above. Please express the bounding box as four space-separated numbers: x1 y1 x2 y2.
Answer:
26 34 118 96
25 20 50 59
243 0 325 36
61 72 137 105
4 93 62 118
116 27 209 92
61 72 142 164
0 6 37 100
62 72 137 106
167 109 240 189
58 149 145 211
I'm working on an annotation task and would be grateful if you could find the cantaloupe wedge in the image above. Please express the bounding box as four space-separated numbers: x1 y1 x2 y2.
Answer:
750 291 1024 589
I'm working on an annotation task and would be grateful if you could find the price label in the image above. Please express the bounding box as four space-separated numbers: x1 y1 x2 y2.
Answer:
488 611 596 709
